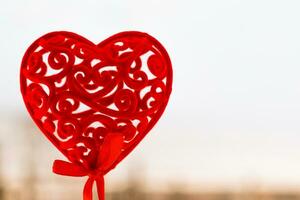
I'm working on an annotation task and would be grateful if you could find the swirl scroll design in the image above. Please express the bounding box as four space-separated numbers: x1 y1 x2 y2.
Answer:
20 31 172 171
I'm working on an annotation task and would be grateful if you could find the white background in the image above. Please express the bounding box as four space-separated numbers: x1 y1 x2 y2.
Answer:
1 0 300 192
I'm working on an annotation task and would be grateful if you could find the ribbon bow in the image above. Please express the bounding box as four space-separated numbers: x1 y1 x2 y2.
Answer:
52 133 124 200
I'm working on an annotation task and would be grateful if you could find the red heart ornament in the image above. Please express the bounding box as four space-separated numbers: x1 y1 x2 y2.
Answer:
20 31 172 200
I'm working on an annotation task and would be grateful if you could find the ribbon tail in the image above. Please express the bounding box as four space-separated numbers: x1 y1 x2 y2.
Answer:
83 177 95 200
96 176 105 200
83 176 105 200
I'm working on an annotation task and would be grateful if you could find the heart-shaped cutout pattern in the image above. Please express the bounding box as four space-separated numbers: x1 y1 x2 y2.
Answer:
20 31 172 176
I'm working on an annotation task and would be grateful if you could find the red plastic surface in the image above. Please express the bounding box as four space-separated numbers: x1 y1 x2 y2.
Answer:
20 31 172 200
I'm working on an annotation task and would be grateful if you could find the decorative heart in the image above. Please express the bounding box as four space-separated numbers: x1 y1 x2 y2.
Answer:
20 31 172 200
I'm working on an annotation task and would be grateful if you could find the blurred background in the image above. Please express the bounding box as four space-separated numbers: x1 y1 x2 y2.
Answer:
2 0 300 199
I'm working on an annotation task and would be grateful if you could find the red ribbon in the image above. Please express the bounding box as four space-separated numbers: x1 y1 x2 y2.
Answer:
52 133 124 200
